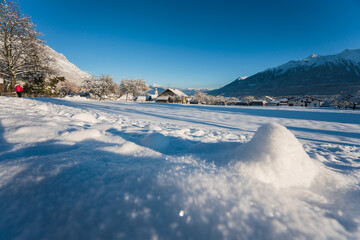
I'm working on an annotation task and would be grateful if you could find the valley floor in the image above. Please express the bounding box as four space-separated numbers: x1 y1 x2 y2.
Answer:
0 96 360 239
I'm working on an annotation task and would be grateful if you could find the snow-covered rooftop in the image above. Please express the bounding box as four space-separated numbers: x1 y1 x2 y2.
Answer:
168 88 188 97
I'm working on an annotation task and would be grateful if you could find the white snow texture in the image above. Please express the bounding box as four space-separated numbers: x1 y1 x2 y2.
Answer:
0 97 360 240
234 123 320 188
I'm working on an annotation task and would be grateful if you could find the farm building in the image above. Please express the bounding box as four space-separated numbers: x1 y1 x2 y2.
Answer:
288 97 323 107
156 88 188 104
278 98 289 106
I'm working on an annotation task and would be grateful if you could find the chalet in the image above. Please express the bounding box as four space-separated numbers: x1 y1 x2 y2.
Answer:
288 96 323 107
156 88 188 104
278 98 289 106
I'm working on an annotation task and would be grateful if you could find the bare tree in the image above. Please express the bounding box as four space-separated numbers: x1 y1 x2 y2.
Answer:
193 91 207 104
59 79 79 97
82 75 117 100
0 0 45 90
119 79 149 101
119 79 131 101
334 91 360 109
192 92 226 105
241 96 255 104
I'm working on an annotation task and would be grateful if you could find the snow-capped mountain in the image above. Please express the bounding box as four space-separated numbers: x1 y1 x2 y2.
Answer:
44 45 91 86
210 49 360 97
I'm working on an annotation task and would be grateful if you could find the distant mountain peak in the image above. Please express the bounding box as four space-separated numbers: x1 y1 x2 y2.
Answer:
150 83 163 88
307 54 319 59
209 48 360 97
237 76 248 80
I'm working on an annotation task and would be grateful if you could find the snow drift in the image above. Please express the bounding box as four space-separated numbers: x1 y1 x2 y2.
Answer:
235 123 320 188
1 97 360 240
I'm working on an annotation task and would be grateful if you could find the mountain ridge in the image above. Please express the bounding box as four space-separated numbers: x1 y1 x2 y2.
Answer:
44 45 91 86
209 48 360 97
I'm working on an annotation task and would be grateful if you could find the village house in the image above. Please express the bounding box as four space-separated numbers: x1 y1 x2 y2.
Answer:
156 88 188 104
278 98 289 106
288 96 323 107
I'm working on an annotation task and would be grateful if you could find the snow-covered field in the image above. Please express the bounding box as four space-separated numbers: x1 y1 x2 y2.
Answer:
1 96 360 240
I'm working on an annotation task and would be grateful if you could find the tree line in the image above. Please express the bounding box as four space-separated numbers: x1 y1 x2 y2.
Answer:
82 76 149 101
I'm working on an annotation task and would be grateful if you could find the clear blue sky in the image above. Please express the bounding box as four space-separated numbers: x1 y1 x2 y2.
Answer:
19 0 360 88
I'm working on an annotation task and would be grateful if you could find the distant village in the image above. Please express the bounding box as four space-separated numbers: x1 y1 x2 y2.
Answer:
113 86 360 110
1 76 358 110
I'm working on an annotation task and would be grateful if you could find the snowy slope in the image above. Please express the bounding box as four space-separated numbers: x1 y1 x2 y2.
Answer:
44 45 91 86
276 49 360 73
1 97 360 239
210 49 360 96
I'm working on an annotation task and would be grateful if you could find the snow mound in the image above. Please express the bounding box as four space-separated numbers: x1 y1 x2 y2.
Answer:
116 142 142 155
61 129 102 142
235 123 320 188
72 113 98 123
141 132 169 151
11 126 57 143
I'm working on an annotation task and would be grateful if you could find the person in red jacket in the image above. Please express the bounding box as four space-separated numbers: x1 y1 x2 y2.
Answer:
15 84 23 98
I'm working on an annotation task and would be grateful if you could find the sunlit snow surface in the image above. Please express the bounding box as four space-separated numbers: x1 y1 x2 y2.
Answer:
1 97 360 239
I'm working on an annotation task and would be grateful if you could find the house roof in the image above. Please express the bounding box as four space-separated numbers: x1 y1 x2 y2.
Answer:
289 96 323 102
159 88 188 97
264 96 275 101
